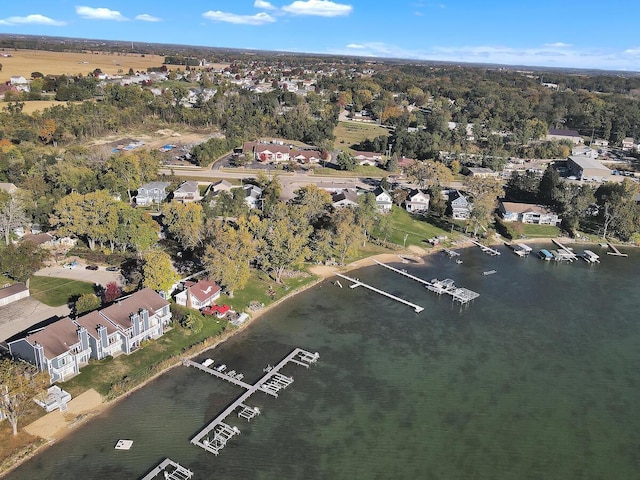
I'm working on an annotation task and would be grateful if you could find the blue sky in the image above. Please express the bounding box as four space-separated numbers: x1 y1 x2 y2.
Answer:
0 1 638 71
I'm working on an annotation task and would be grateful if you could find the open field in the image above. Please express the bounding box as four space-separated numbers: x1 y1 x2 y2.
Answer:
1 100 82 115
333 121 389 153
29 275 96 307
0 49 167 82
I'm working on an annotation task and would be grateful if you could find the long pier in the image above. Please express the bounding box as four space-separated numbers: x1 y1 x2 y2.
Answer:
470 239 501 256
186 348 319 456
334 272 424 313
606 242 628 257
140 458 193 480
372 259 479 305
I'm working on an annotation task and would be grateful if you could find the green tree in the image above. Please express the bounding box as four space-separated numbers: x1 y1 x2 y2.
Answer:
0 242 49 282
142 249 179 294
292 184 332 224
0 195 28 245
162 201 203 250
596 180 639 240
464 176 504 237
336 151 356 171
260 203 312 283
202 222 253 297
102 154 141 202
331 207 364 264
75 293 101 315
0 359 49 436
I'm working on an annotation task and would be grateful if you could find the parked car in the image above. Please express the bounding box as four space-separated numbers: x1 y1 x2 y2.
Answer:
105 266 119 272
85 265 99 270
63 261 78 269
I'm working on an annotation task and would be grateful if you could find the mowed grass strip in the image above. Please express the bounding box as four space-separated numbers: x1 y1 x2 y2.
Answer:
333 121 389 153
29 275 96 307
381 207 454 247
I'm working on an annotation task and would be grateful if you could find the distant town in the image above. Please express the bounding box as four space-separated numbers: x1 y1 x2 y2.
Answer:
1 34 639 476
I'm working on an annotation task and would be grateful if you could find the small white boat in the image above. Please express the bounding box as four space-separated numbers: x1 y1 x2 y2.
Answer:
215 364 227 372
115 439 133 450
202 358 214 368
482 270 497 276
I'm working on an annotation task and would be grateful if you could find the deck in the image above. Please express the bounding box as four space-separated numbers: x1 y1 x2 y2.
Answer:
335 272 424 313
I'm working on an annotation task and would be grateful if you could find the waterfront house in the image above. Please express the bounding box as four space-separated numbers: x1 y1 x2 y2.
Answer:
74 310 124 360
372 186 393 213
449 190 472 220
405 189 430 214
172 181 201 203
135 181 171 206
499 201 561 225
0 283 29 307
175 279 221 309
8 317 92 383
98 288 171 355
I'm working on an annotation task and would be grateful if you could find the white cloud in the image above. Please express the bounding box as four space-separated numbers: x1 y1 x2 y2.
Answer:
76 6 128 21
254 0 276 9
282 0 352 17
135 14 161 22
328 42 640 71
202 11 276 25
544 42 572 48
0 14 66 26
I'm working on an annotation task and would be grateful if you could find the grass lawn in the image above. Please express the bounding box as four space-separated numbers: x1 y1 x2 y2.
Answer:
521 223 561 238
379 207 456 248
29 275 96 307
333 121 389 153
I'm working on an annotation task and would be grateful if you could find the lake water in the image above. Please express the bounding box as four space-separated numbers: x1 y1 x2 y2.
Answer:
9 243 640 480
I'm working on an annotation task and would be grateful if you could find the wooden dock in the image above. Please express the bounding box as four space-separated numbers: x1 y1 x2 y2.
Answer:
187 348 319 456
551 239 578 262
140 458 193 480
372 260 479 305
606 242 628 257
470 239 501 256
335 272 424 313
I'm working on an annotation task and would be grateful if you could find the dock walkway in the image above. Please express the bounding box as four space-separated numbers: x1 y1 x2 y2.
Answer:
551 239 578 262
140 458 193 480
335 272 424 313
470 239 501 256
187 348 319 456
606 242 628 257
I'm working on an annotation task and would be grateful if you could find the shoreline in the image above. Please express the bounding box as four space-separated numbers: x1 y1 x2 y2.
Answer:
0 251 412 478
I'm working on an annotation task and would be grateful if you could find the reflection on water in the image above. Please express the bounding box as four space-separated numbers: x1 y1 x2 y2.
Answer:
9 244 640 480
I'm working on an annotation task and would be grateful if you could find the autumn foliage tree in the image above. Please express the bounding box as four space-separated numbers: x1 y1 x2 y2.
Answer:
0 359 49 436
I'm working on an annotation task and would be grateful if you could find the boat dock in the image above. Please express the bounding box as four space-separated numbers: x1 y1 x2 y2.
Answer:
442 248 460 258
538 249 553 261
187 348 319 456
335 272 424 313
140 458 193 480
372 259 479 305
581 250 600 263
470 239 501 256
606 242 628 257
426 278 480 304
551 239 579 261
506 242 532 257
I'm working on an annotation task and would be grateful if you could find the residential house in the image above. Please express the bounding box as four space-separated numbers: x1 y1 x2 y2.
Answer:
0 182 18 195
622 137 635 151
449 190 472 220
9 76 30 92
466 167 500 178
135 181 171 206
592 139 609 148
74 310 124 360
372 186 393 213
253 144 292 163
97 288 171 355
0 283 29 307
572 146 598 158
175 279 221 309
292 150 322 164
243 184 263 209
211 179 234 193
499 201 561 225
405 189 430 214
546 129 583 145
353 151 383 166
331 190 359 208
172 181 201 203
9 317 92 383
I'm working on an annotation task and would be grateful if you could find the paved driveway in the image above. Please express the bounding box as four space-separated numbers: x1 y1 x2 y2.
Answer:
0 297 70 343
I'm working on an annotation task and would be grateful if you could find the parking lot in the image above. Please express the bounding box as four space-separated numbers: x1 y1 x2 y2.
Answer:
35 263 123 286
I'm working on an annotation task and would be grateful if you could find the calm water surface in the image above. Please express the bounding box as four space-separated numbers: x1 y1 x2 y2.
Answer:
10 244 640 479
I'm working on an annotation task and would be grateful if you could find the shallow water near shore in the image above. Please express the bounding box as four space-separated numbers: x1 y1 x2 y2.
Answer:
9 243 640 479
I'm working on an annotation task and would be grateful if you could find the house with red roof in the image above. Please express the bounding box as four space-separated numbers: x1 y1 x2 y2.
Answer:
175 279 221 309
